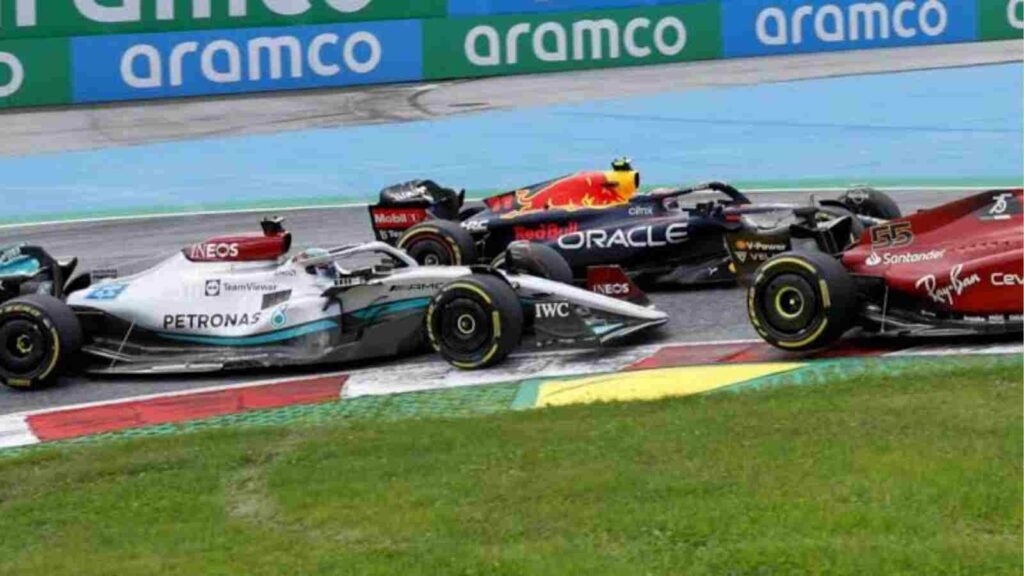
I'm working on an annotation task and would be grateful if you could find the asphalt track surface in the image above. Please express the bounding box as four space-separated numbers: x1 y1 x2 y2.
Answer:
0 188 980 415
0 41 1020 414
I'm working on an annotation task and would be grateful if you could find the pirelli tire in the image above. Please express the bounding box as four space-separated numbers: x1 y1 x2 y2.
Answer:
426 275 524 370
491 241 574 285
0 295 82 390
398 220 477 267
839 187 901 220
748 252 858 352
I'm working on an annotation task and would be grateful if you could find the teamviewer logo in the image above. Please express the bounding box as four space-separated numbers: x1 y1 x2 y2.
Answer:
205 279 221 297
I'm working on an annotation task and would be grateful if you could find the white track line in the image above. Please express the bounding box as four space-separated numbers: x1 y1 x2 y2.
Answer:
0 186 1005 230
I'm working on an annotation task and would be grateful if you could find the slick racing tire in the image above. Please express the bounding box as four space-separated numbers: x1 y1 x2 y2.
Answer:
398 220 477 267
748 252 858 352
427 275 524 369
0 295 82 390
839 187 901 220
491 241 574 285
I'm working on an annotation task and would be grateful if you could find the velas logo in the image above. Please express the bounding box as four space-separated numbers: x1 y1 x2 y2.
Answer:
0 52 24 98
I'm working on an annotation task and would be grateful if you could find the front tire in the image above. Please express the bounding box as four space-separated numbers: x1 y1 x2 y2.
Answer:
748 252 858 351
398 220 477 266
426 275 524 369
0 295 82 390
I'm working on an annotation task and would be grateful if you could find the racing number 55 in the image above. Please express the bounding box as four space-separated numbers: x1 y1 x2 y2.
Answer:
870 222 913 249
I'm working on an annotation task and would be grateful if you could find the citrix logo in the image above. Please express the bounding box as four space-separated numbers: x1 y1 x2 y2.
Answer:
755 1 951 47
0 52 24 99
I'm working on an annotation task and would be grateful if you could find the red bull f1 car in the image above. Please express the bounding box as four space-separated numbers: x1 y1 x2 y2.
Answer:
367 159 900 287
743 188 1024 350
0 219 666 390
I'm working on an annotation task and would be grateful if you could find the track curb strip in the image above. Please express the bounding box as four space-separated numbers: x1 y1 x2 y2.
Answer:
1 339 1019 457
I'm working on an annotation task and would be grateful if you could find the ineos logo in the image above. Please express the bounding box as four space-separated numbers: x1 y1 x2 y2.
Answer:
535 302 571 319
593 283 630 296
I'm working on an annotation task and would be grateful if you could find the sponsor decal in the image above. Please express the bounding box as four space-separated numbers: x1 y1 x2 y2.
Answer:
558 223 688 250
0 38 71 108
461 219 489 232
372 207 428 230
865 249 946 267
732 237 788 264
734 239 787 252
870 221 913 249
980 0 1024 40
0 244 23 264
274 268 298 277
991 272 1024 286
978 191 1021 221
722 0 977 57
0 1 442 40
423 4 721 80
71 20 423 102
628 205 655 216
915 264 981 306
85 282 128 301
190 242 240 260
592 282 631 296
390 282 446 292
205 279 278 296
270 305 288 329
163 312 262 330
261 289 292 309
448 0 708 17
514 222 580 241
535 301 572 319
337 275 366 288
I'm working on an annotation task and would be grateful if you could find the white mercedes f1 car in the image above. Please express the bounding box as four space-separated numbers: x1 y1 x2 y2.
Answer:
0 218 667 389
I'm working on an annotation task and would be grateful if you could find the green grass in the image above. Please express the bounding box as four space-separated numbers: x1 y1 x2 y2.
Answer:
1 358 1020 575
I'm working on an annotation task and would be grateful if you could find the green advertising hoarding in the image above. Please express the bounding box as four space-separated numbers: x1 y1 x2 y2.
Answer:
979 0 1024 39
0 0 445 40
0 38 70 108
424 3 721 80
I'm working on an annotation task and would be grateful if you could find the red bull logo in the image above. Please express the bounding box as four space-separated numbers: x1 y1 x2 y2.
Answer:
500 171 639 219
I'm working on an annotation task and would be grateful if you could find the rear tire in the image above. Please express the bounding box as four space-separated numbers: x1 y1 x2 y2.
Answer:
426 275 523 369
398 220 477 266
748 252 858 351
840 187 901 220
0 295 82 390
491 241 574 284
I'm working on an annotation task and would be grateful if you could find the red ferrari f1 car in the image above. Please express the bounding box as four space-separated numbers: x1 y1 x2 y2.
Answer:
744 188 1024 350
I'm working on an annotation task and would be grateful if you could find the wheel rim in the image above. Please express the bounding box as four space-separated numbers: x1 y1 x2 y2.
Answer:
760 274 820 335
0 318 47 375
438 297 491 358
773 286 805 320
